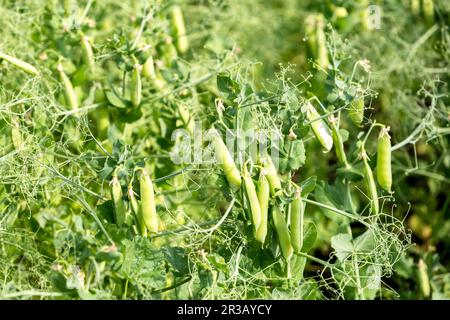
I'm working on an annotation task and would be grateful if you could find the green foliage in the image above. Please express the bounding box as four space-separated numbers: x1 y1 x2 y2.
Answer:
0 0 448 300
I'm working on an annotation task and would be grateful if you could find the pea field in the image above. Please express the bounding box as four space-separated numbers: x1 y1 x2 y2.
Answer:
0 0 449 300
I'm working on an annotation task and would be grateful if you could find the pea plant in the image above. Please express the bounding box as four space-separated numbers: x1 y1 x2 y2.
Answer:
0 0 448 300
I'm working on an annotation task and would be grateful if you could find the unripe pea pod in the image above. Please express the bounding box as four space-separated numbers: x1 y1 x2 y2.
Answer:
376 126 392 193
57 63 79 112
290 188 304 253
243 165 262 237
362 150 379 215
349 97 365 127
127 186 147 237
330 116 349 167
411 0 421 15
80 33 95 68
422 0 434 24
256 170 269 244
211 130 242 191
110 174 126 227
0 51 39 75
139 169 159 233
130 57 142 107
272 205 293 261
306 102 333 152
262 156 282 197
170 4 189 54
305 15 318 60
315 14 329 69
142 55 156 80
418 259 431 298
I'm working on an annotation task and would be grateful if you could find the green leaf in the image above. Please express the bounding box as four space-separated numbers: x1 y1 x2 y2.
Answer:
97 201 115 223
301 222 317 253
217 74 240 101
163 247 190 276
207 253 228 273
339 128 349 143
313 181 350 224
120 238 166 288
280 140 305 174
300 176 317 196
48 271 75 295
354 229 376 252
360 264 382 300
331 233 353 261
121 106 143 123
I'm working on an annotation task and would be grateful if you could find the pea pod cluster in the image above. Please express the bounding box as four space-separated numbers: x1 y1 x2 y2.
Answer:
109 167 159 235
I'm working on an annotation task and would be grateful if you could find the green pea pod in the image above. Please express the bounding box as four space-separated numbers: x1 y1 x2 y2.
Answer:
349 98 364 127
418 259 431 298
377 126 392 193
171 4 189 54
110 175 126 227
211 131 241 191
305 15 318 59
80 34 95 68
272 206 293 261
57 63 79 112
256 171 269 244
243 165 262 236
330 118 349 168
362 151 379 215
263 156 282 196
139 170 159 233
290 188 304 253
316 14 329 69
127 186 147 237
306 102 333 152
422 0 434 24
411 0 420 15
142 55 156 80
0 51 39 75
130 57 142 107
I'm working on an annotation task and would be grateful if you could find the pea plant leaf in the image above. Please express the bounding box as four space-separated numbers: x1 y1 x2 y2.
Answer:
163 246 190 276
279 139 306 174
313 181 350 224
300 176 317 196
301 222 317 253
217 74 240 101
331 233 353 261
